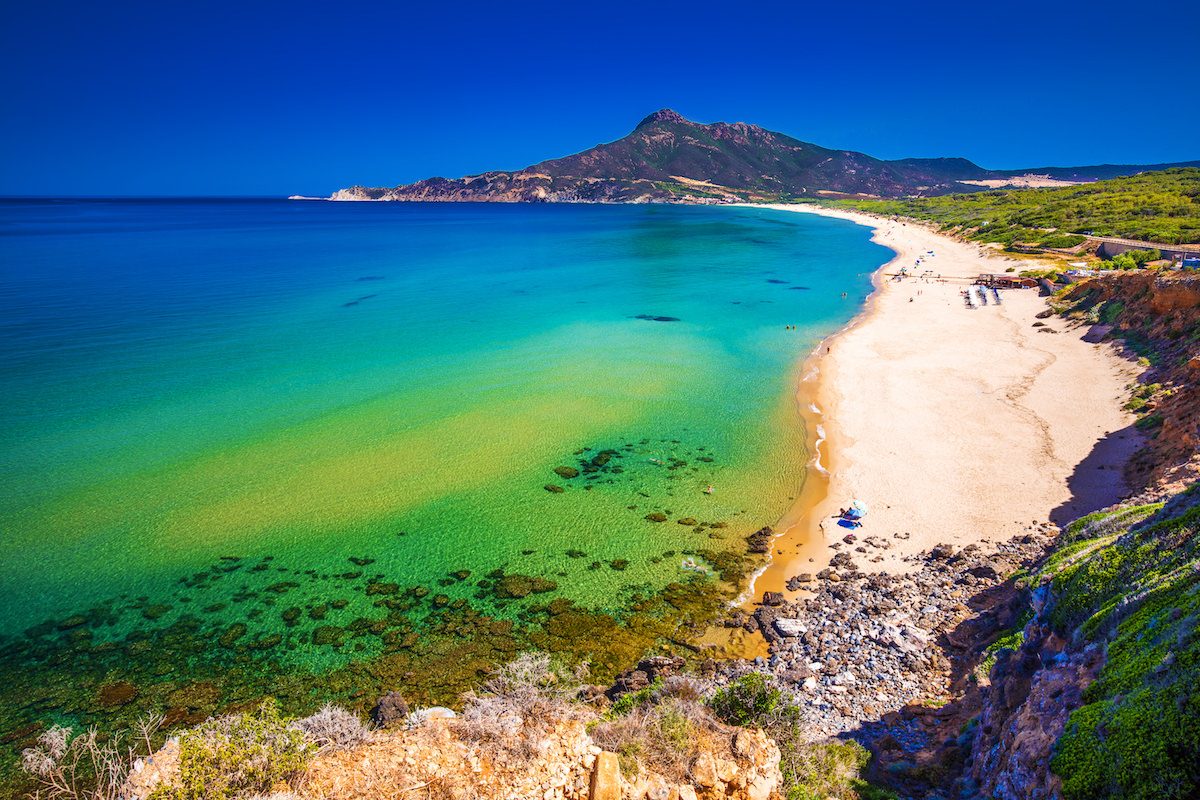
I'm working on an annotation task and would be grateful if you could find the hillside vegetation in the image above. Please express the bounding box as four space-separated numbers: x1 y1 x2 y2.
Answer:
833 168 1200 245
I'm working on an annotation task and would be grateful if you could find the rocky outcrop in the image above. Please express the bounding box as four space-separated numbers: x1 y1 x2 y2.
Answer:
969 628 1103 800
126 713 782 800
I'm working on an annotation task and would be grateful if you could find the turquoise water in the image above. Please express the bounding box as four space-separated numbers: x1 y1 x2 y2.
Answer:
0 200 885 678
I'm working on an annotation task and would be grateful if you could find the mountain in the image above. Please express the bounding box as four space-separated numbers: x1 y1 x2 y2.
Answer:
328 110 1197 203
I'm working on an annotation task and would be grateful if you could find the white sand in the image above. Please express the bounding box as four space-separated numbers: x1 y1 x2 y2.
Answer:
754 205 1140 585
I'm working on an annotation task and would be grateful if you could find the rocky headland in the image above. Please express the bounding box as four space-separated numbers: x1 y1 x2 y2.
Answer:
324 110 1197 205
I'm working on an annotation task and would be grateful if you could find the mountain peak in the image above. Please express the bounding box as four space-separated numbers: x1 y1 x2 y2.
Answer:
636 108 689 129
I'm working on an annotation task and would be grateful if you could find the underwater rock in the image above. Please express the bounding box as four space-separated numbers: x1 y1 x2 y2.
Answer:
218 623 248 648
544 484 565 493
766 279 789 284
788 286 812 290
167 681 221 713
349 557 375 567
450 570 471 581
365 580 400 596
677 517 698 526
566 549 587 559
312 625 345 647
590 450 619 467
746 526 774 554
553 466 580 479
251 633 282 649
97 681 139 708
493 573 556 598
632 314 681 322
609 559 630 571
530 577 558 593
645 512 668 523
141 604 171 620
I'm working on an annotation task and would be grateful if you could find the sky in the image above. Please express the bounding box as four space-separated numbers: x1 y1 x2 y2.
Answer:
1 0 1197 196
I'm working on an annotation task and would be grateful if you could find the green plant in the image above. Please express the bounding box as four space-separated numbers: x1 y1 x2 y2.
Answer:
1046 500 1200 799
608 679 664 717
831 168 1200 245
782 740 896 800
708 676 892 800
154 700 312 800
708 673 784 727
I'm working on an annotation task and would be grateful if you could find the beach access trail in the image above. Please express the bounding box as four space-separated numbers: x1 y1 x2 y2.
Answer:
754 205 1140 588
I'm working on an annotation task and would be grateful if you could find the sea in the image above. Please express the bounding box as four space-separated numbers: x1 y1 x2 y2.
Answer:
0 199 888 748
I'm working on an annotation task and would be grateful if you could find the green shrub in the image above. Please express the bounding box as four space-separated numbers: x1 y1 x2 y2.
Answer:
1135 413 1163 432
609 678 664 717
1048 502 1200 799
153 700 312 800
709 673 785 727
709 675 893 800
830 168 1200 245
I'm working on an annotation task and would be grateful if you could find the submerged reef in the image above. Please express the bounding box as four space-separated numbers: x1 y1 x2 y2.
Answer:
0 433 773 794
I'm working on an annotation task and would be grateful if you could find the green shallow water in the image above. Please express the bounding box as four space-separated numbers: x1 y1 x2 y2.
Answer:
0 200 888 766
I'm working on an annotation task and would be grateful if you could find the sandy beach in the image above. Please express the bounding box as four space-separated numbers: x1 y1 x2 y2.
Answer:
753 205 1140 592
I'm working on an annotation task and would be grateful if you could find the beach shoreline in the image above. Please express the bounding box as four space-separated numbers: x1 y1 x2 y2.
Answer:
746 203 1141 600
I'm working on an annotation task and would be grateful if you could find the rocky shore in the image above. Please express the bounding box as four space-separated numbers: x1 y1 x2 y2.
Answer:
725 529 1054 740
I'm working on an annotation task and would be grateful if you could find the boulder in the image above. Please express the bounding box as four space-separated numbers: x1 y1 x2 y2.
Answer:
591 751 621 800
370 691 410 727
773 618 807 637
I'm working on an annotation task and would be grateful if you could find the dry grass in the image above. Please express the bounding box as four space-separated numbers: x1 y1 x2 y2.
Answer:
590 697 727 782
21 714 163 800
291 705 374 754
456 652 585 761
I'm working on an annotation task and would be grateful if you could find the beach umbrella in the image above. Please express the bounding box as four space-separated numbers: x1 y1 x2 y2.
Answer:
849 499 869 517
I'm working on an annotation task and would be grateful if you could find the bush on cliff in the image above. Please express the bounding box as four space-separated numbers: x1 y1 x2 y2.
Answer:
591 697 717 780
152 700 312 800
709 674 894 800
1045 499 1200 800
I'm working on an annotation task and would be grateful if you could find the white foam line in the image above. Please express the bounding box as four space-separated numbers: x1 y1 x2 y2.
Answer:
734 562 771 607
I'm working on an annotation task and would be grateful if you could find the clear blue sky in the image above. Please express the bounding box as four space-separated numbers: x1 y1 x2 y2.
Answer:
2 0 1197 196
